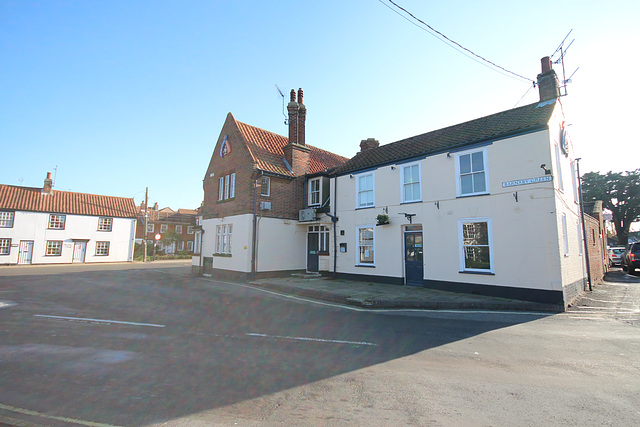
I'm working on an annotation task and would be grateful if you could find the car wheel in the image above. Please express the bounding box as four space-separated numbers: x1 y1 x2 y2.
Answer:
630 265 636 274
622 263 627 272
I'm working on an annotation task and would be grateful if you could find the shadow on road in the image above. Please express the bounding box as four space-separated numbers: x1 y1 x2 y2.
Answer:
0 267 550 426
604 269 640 284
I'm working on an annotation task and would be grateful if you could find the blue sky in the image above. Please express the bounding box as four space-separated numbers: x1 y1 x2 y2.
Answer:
1 0 637 210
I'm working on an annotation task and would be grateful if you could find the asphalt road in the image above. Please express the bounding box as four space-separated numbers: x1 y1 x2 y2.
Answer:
0 263 639 426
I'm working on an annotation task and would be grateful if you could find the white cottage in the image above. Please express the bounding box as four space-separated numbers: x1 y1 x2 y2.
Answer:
0 173 138 265
328 57 590 307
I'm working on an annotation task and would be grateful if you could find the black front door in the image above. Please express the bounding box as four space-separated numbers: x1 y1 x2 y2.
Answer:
307 232 319 272
404 231 424 286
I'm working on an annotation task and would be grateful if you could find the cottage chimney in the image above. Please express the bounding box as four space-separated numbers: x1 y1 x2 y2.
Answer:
43 172 53 194
537 56 561 102
283 88 311 176
297 88 306 147
360 138 380 152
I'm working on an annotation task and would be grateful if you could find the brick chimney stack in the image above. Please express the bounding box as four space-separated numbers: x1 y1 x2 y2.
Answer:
360 138 380 152
43 172 53 194
537 56 561 102
283 88 311 176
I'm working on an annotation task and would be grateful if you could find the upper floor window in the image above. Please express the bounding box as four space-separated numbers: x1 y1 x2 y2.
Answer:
357 173 374 208
48 214 66 230
187 226 195 235
160 224 168 233
0 212 14 228
456 148 488 197
147 223 154 233
562 213 569 256
402 163 422 203
309 178 321 206
97 217 112 232
175 225 183 234
261 176 270 196
570 161 579 204
218 172 236 201
459 218 493 273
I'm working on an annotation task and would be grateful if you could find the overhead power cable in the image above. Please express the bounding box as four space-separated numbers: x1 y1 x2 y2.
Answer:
379 0 535 84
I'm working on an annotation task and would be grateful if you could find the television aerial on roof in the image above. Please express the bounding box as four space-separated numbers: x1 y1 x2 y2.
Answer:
550 30 580 97
275 84 289 125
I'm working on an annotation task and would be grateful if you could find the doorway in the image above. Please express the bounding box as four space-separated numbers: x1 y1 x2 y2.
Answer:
18 241 33 265
73 241 87 263
404 228 424 286
307 232 319 273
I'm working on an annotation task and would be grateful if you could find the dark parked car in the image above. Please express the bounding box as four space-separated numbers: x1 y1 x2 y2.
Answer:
621 242 640 274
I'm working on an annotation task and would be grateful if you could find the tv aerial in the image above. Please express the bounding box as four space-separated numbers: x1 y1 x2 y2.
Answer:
275 84 289 125
551 30 579 97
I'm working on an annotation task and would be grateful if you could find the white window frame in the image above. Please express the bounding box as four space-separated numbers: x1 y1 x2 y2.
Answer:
401 162 422 203
147 223 154 233
555 143 564 192
562 213 569 256
261 176 270 197
0 212 14 228
187 241 194 252
356 225 375 266
218 176 224 201
187 226 195 234
215 224 233 255
177 241 184 251
160 224 168 233
97 217 113 232
45 240 62 256
458 218 494 273
48 214 66 230
175 225 182 234
455 147 489 197
230 173 235 198
571 160 579 203
309 177 321 206
0 238 11 255
356 172 375 208
95 241 110 256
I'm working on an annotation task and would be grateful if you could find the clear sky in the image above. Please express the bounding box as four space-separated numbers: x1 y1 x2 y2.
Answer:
1 0 638 210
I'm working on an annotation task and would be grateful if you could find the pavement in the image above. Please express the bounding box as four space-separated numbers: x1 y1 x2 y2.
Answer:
247 273 565 313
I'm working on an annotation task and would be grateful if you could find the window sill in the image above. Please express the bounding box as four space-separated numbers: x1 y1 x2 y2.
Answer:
318 252 330 256
355 264 376 268
355 206 375 210
456 192 490 199
459 270 494 275
213 253 232 257
216 197 236 204
400 200 422 205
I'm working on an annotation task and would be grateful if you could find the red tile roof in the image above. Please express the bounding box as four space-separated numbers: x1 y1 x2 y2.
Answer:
235 119 348 176
0 185 138 218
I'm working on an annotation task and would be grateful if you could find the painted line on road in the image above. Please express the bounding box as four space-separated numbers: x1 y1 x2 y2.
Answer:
245 333 377 346
0 403 122 427
33 315 165 328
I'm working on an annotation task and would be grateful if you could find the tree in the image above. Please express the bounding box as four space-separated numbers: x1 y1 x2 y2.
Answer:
581 169 640 246
160 230 182 254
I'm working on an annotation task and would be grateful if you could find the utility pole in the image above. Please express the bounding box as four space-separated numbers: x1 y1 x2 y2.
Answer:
144 187 149 262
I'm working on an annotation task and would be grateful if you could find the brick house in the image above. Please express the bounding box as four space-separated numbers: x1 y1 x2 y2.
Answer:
0 173 137 265
327 57 604 307
198 89 348 278
136 203 198 254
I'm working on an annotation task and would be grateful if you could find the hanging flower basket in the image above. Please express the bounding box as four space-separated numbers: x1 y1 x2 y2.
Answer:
376 214 390 226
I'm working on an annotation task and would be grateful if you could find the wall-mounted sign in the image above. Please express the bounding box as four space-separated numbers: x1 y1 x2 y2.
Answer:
502 175 552 188
219 134 231 157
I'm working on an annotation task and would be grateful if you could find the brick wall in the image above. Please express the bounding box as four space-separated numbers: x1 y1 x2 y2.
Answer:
584 213 605 285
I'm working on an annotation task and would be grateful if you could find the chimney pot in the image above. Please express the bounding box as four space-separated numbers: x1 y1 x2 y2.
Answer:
541 56 553 73
290 89 296 102
297 88 304 105
537 56 561 102
43 172 53 194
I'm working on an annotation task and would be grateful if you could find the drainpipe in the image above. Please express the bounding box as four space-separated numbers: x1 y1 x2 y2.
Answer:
576 158 592 291
327 175 339 279
251 171 264 279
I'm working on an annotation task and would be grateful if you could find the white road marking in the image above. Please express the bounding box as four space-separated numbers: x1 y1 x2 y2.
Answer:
33 315 165 328
0 403 121 427
245 333 377 346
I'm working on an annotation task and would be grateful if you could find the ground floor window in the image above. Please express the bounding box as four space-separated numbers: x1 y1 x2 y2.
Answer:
96 241 110 256
46 240 62 256
0 238 11 255
357 226 374 265
459 218 493 273
187 240 194 252
216 224 232 255
177 241 184 251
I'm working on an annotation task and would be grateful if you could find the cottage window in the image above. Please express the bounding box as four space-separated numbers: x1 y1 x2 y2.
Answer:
459 218 493 273
177 241 184 251
261 176 270 196
48 214 66 230
98 217 112 232
456 148 488 196
357 226 375 265
0 212 14 228
357 173 374 208
187 226 195 234
147 223 154 233
175 225 183 234
309 178 321 206
216 224 233 255
0 238 11 255
96 241 110 256
187 241 194 252
160 224 168 233
45 240 62 256
402 163 421 203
